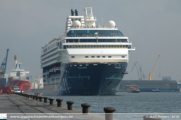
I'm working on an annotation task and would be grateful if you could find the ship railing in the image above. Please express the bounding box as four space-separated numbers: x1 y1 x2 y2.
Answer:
71 25 118 29
65 34 123 37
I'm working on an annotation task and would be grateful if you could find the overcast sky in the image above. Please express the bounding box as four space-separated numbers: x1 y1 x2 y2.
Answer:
0 0 181 81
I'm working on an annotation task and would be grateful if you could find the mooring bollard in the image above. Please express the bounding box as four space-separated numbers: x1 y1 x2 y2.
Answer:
49 98 54 105
30 95 32 98
33 95 36 100
27 94 29 99
56 99 63 107
81 103 91 113
43 97 48 103
143 115 162 120
66 101 74 110
39 96 42 102
36 96 39 100
104 107 116 120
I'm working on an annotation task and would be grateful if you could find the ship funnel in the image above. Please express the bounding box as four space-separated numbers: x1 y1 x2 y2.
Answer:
71 9 74 16
75 9 78 16
14 55 17 60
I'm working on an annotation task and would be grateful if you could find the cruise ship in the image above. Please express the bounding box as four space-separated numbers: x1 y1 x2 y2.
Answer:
41 7 135 95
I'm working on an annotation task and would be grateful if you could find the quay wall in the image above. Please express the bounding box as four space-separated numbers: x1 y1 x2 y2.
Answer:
119 80 179 92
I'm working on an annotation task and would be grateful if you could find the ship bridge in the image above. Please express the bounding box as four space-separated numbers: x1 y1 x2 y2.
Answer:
66 29 124 37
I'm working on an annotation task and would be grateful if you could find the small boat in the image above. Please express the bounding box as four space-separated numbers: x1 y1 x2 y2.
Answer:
152 89 160 92
128 87 140 93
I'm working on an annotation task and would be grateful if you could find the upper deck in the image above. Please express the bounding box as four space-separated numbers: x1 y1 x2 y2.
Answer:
66 28 124 37
40 7 135 68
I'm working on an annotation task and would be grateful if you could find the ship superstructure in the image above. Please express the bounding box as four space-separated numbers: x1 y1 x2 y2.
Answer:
41 7 135 95
6 55 31 93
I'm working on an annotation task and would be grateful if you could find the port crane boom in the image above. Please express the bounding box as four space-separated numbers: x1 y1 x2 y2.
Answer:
131 61 146 80
0 49 9 78
149 55 160 80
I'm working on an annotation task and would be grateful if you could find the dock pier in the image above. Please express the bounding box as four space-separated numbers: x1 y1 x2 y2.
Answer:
0 93 116 120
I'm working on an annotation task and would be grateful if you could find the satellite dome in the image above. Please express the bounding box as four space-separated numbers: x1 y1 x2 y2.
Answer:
108 20 116 28
73 20 81 27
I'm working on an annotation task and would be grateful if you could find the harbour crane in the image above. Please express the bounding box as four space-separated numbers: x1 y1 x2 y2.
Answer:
131 61 146 80
149 55 161 80
0 49 9 78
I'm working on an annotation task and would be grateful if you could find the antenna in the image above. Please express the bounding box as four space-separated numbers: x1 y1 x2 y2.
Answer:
102 7 103 26
84 7 96 27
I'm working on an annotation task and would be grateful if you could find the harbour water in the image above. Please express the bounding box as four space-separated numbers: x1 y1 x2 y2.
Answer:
33 92 181 113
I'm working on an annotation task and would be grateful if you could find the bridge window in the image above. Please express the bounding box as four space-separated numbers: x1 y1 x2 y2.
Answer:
80 39 96 42
71 56 75 58
66 39 127 43
91 56 95 58
117 39 127 42
66 30 124 37
66 39 78 42
64 45 130 48
108 56 112 58
98 39 115 42
85 56 89 58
